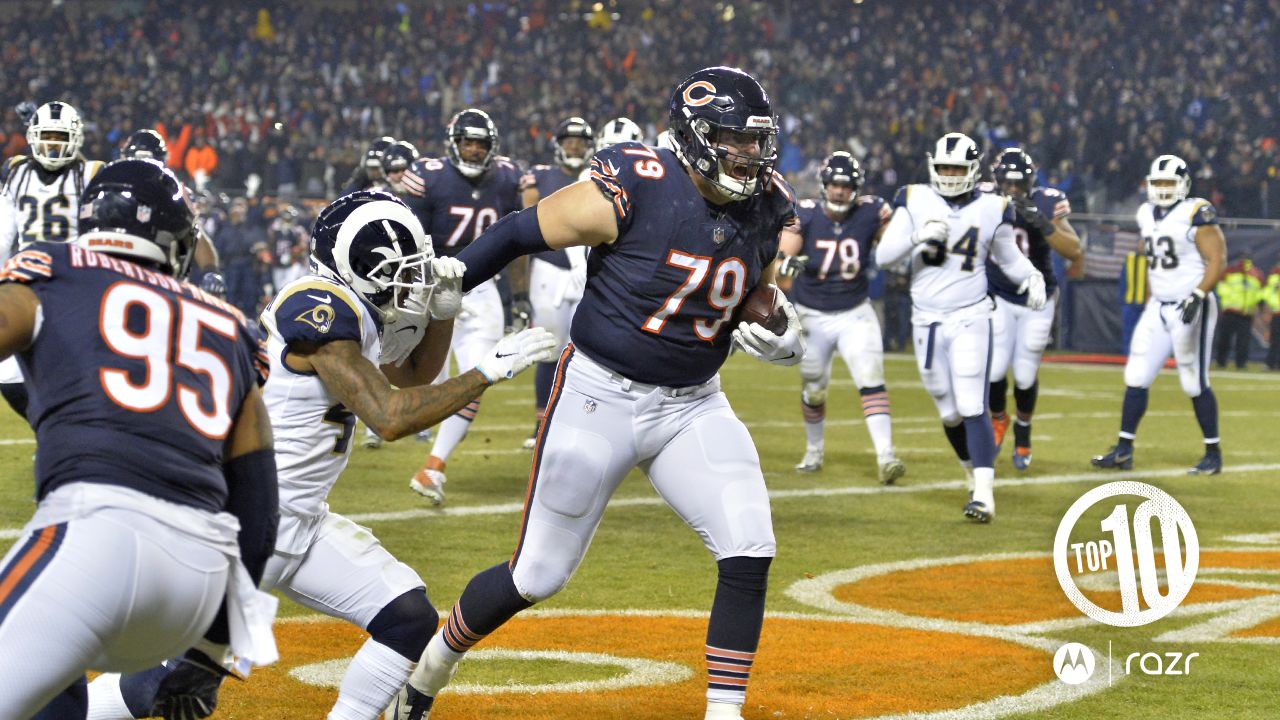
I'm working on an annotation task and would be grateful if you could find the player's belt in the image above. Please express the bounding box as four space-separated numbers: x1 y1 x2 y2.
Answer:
572 348 714 398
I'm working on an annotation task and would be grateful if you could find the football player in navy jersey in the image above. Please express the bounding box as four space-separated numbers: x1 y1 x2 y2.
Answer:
389 66 802 720
777 151 904 483
517 116 594 449
983 149 1082 470
0 159 278 718
400 109 524 502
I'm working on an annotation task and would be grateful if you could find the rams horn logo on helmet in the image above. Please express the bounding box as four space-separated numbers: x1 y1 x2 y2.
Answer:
297 304 336 334
682 80 718 107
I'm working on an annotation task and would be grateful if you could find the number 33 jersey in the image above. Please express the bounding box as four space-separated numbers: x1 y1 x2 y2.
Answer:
1136 198 1216 302
259 275 381 528
577 142 797 387
0 243 263 511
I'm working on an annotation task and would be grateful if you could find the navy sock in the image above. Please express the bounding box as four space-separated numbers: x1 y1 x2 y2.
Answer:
1013 381 1038 416
988 377 1009 417
120 663 176 717
963 414 997 469
1118 386 1149 450
442 562 533 653
534 361 556 411
1191 389 1220 449
943 421 970 462
707 556 771 651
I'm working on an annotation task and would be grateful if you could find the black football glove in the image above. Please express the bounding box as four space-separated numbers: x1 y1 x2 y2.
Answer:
1178 288 1206 325
1013 196 1056 237
508 292 532 334
149 647 232 720
776 253 809 279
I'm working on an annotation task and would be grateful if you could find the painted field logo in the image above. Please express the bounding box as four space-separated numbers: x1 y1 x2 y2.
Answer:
1052 643 1095 685
1054 481 1199 627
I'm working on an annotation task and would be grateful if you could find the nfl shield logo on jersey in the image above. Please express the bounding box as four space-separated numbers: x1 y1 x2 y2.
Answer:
583 398 597 414
712 226 726 245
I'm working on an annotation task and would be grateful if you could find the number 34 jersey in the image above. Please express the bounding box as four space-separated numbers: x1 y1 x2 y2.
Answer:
578 142 797 387
1136 198 1217 302
0 243 263 511
259 275 381 533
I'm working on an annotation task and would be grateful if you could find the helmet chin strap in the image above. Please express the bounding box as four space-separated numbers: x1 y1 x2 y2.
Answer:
824 200 853 215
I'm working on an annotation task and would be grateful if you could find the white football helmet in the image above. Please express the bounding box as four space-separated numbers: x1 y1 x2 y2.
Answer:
27 101 84 171
1146 155 1190 207
597 117 643 150
927 132 981 197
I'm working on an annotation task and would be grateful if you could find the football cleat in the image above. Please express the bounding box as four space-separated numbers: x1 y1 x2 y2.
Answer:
363 427 384 449
415 428 435 443
991 413 1011 450
1187 451 1222 476
963 500 993 523
1091 445 1134 470
385 684 434 720
1012 446 1032 471
522 421 540 451
795 446 823 472
411 457 447 505
878 456 906 485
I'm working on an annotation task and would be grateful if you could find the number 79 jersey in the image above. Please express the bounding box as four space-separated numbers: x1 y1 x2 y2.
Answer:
892 184 1016 315
1136 198 1216 302
576 142 796 386
259 275 382 525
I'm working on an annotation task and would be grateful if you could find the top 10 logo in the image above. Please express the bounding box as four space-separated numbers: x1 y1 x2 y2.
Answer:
1054 481 1200 627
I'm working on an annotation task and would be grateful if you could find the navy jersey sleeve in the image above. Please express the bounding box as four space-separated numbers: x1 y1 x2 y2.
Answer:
795 200 817 236
892 186 911 209
863 195 892 228
270 284 364 346
767 170 799 231
1036 187 1071 220
588 142 651 236
403 158 432 199
1191 201 1217 226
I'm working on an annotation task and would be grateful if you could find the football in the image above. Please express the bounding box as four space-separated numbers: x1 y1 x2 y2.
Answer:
736 285 789 336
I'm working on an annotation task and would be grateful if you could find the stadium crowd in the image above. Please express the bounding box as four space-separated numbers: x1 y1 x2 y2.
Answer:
2 0 1279 217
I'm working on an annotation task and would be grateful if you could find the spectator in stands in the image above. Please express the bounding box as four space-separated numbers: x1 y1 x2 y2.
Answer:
184 127 219 190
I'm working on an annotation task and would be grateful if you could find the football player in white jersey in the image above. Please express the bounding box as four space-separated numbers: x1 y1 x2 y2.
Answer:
876 133 1045 522
0 101 104 417
1092 155 1226 475
596 117 645 150
86 191 556 720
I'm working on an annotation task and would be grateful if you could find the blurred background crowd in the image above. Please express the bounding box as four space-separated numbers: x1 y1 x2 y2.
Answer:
3 0 1280 216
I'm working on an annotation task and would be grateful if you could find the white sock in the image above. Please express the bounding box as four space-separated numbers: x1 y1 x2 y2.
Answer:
86 674 134 720
961 460 975 493
409 633 464 695
804 419 824 448
329 640 414 720
866 413 894 459
972 467 995 512
430 415 472 463
705 700 743 719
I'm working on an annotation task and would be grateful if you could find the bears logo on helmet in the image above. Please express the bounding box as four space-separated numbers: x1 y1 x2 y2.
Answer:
77 159 197 277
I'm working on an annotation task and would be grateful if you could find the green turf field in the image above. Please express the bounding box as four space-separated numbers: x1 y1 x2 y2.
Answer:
2 353 1278 719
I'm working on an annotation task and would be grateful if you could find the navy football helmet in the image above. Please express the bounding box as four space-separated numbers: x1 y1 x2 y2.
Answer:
553 116 594 171
76 159 196 277
309 190 434 322
818 151 863 214
667 66 778 201
992 148 1036 200
445 109 499 179
122 129 168 163
364 136 396 179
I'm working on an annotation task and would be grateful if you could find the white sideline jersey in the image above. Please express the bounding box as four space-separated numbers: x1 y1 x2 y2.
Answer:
1136 197 1216 302
879 184 1024 317
0 156 104 259
260 275 381 535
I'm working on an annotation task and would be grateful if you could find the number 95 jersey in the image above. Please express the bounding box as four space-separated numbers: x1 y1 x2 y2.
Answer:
259 275 381 528
578 142 797 386
1136 198 1216 302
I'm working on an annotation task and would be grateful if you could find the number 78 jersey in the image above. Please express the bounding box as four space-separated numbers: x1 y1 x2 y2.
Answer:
1136 198 1216 302
892 184 1016 315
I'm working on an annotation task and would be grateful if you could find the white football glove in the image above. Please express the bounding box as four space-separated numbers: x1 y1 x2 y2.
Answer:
776 254 809 279
731 297 805 366
474 327 558 383
379 316 427 367
427 256 466 321
1018 271 1047 311
912 219 950 246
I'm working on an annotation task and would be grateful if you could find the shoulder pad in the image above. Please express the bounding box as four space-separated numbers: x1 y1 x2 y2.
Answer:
1189 199 1217 226
892 185 911 209
270 279 365 346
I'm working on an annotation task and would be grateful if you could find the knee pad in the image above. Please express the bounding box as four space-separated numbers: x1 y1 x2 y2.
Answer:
366 589 440 661
801 382 828 407
512 553 577 603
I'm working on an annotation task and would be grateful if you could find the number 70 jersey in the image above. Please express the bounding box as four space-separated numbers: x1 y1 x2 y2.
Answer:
259 275 382 522
891 184 1016 315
